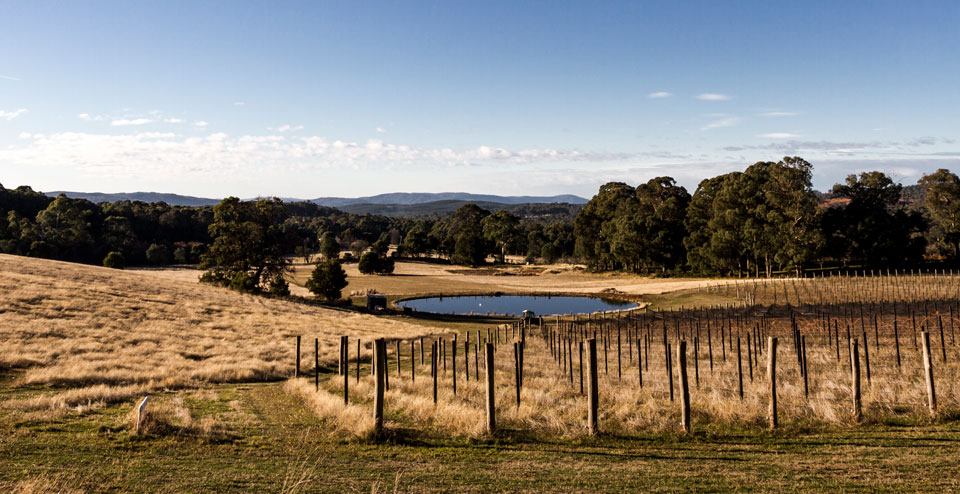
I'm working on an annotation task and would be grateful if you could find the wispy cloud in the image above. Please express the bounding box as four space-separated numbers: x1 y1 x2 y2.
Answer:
0 131 652 180
77 113 105 121
647 91 673 99
193 121 209 127
376 127 387 133
758 132 800 138
697 93 731 101
702 117 740 130
758 111 799 117
164 118 185 124
111 118 152 126
270 124 304 132
0 75 22 81
0 108 28 120
233 101 246 106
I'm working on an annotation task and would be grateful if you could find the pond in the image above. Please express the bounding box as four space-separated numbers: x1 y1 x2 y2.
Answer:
396 294 637 317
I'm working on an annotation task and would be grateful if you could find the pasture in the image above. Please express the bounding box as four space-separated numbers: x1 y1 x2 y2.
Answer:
2 255 960 492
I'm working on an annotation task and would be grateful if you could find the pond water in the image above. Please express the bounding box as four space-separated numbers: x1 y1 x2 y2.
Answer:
396 294 637 317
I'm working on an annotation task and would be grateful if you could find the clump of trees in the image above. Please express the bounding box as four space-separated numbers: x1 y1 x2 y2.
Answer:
306 259 348 301
575 157 955 276
200 197 294 294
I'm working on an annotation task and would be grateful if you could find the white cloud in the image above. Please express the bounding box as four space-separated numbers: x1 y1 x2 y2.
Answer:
759 111 799 117
758 132 800 138
697 93 731 101
193 121 209 127
0 108 27 120
164 118 185 124
0 131 645 180
0 75 21 81
647 91 672 99
233 101 246 106
111 118 152 126
376 127 387 133
77 113 105 121
701 117 740 130
271 124 304 132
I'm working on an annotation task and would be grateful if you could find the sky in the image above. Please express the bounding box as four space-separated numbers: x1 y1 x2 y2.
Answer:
1 0 958 199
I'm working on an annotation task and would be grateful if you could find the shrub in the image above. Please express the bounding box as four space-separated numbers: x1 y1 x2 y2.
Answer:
146 243 170 265
306 260 348 301
269 276 291 296
103 251 125 269
541 242 562 264
359 252 395 275
230 271 257 293
173 247 189 264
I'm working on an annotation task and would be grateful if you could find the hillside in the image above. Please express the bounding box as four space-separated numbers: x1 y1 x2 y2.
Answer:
339 199 584 218
0 254 436 411
311 192 588 207
45 191 222 206
45 190 588 208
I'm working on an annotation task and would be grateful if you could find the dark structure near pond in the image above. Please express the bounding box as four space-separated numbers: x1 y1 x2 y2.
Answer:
366 294 387 310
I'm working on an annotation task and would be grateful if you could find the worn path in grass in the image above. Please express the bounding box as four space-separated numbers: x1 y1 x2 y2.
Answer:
2 379 960 492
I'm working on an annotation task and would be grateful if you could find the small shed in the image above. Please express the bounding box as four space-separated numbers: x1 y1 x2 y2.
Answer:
366 294 387 311
521 309 537 319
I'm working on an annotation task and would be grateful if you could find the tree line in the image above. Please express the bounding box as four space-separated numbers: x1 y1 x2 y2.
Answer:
575 157 960 276
4 155 960 297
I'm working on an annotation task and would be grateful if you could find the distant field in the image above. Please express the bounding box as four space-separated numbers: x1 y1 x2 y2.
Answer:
3 255 960 492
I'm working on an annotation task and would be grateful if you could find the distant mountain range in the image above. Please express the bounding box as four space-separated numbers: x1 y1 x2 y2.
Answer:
310 192 588 207
45 191 589 208
45 191 222 207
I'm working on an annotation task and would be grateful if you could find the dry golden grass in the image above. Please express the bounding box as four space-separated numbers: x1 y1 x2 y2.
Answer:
294 318 960 439
0 254 436 413
4 474 84 494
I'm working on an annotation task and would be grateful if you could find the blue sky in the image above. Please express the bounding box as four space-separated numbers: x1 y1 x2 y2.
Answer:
1 0 958 199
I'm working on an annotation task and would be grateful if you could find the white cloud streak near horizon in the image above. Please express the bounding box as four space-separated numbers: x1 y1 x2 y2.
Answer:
0 108 28 120
111 118 153 126
647 91 672 98
697 93 731 101
3 130 954 190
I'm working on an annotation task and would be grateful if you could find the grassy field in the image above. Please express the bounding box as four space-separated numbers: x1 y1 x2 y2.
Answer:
3 255 960 492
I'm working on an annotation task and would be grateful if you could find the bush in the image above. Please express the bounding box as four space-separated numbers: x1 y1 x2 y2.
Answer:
359 252 395 275
173 247 189 264
189 243 208 263
146 243 170 265
306 260 348 301
268 276 290 296
230 271 257 293
103 251 125 269
541 242 562 264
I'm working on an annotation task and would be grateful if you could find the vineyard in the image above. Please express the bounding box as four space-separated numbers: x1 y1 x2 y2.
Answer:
295 271 960 438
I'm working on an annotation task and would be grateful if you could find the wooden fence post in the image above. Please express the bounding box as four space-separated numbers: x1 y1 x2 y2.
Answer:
432 340 438 405
922 331 937 415
314 338 319 391
587 338 599 435
343 338 349 405
452 335 458 395
485 343 496 433
801 335 809 400
374 338 385 437
514 341 521 408
579 340 584 395
678 340 691 434
736 337 743 400
851 338 861 422
768 337 778 430
295 335 301 378
636 338 643 389
667 342 674 402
